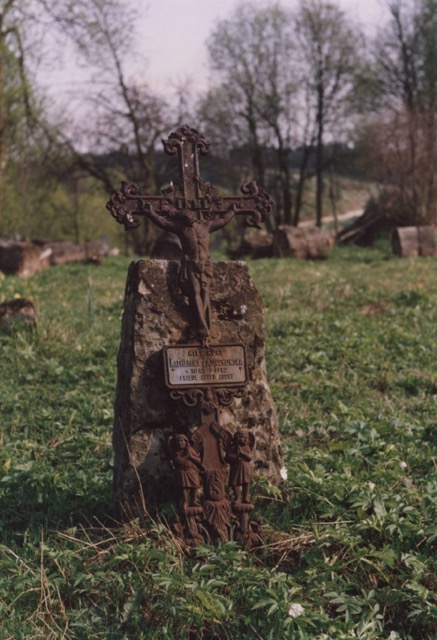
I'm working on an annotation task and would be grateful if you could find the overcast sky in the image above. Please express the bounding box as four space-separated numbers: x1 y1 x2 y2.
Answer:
41 0 386 108
143 0 384 95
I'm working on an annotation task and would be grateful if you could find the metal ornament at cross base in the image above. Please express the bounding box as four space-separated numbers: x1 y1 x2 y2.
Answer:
106 125 274 548
167 382 261 548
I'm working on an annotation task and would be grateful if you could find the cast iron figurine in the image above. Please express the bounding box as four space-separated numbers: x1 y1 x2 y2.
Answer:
226 430 255 505
142 206 235 338
168 434 204 508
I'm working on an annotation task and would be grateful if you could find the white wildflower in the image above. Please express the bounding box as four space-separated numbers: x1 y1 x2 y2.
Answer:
288 603 304 618
240 304 248 315
368 481 376 492
280 466 288 481
399 460 407 470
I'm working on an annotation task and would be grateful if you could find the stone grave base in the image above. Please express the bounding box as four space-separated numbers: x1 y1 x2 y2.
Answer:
112 259 284 520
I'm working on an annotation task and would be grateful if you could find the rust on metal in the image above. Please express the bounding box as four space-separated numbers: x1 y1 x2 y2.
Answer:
107 126 274 548
106 124 273 342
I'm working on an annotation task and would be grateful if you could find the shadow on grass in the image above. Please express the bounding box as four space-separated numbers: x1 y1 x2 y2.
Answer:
0 466 113 543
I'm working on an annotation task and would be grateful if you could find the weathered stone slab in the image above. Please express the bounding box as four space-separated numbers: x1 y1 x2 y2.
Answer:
113 259 284 519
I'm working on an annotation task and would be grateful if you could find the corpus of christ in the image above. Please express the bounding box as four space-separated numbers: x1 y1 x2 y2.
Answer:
106 125 283 547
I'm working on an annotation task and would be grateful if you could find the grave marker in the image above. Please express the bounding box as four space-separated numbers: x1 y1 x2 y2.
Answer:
107 124 273 341
107 126 283 547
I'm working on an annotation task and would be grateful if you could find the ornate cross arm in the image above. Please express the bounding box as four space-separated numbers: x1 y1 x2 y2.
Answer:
106 178 274 231
224 181 274 228
106 124 274 234
105 182 164 230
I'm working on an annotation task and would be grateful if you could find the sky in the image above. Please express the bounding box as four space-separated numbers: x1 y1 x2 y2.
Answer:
40 0 386 110
142 0 384 96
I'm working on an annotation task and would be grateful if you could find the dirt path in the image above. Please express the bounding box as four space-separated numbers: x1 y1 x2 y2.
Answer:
301 208 364 228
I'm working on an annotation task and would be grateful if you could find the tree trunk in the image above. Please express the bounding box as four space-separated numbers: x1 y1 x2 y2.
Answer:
328 155 339 233
293 145 313 227
276 142 292 225
316 93 324 227
315 43 325 228
246 108 264 187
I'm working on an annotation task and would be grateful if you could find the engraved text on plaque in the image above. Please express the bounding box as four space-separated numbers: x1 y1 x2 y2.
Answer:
164 345 247 389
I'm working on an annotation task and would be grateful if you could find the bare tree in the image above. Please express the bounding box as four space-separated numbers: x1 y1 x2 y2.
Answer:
40 0 174 253
370 0 437 223
202 1 361 228
295 0 360 227
0 0 40 231
204 2 298 225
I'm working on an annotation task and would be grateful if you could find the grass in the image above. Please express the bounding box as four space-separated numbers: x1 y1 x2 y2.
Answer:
0 246 436 639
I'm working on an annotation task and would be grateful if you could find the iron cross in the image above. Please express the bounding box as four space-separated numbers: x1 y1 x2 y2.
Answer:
106 125 274 340
106 124 274 232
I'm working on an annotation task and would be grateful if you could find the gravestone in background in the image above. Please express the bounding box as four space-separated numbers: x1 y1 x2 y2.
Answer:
107 126 284 546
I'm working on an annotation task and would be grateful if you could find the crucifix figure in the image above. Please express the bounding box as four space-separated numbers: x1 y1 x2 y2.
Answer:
106 125 274 341
143 206 234 339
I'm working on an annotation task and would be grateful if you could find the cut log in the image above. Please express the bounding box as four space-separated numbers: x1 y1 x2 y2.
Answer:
0 240 50 277
391 226 436 258
34 241 86 266
273 225 333 259
33 239 106 265
418 226 437 257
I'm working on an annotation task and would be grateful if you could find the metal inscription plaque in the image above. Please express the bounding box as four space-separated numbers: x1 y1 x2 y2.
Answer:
164 344 248 389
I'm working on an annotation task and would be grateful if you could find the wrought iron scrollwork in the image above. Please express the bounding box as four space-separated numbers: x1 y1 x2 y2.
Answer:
105 181 142 229
162 125 211 157
167 385 262 549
